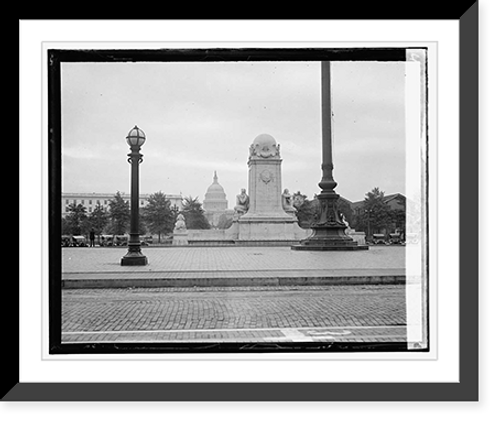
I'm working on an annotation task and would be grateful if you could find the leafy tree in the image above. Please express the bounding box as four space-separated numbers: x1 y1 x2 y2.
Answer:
108 192 129 235
357 187 392 236
87 205 109 238
138 209 148 235
61 216 71 235
181 196 211 229
143 191 176 243
63 203 88 235
389 196 406 233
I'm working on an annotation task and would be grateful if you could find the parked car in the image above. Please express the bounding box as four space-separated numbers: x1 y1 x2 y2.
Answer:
372 234 387 245
405 233 420 244
114 235 128 246
61 235 72 247
71 235 88 247
388 233 403 245
140 235 153 246
99 234 114 247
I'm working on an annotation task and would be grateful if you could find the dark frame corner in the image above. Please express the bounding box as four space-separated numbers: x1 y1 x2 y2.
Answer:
6 5 479 402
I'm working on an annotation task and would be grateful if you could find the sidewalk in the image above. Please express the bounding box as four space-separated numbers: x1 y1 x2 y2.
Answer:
61 245 406 288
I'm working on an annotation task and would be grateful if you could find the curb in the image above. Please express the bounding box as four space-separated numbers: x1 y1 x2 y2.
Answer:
61 275 406 289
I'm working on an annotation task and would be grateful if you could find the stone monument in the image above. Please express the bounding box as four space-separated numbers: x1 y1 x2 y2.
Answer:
172 213 188 245
234 134 307 242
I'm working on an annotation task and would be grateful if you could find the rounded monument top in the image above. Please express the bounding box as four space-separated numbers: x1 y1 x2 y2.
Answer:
250 134 280 159
253 133 276 145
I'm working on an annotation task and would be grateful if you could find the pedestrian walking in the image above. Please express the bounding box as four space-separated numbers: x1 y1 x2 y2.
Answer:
89 229 95 247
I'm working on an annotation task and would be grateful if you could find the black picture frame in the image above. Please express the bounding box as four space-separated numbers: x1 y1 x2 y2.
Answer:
9 6 478 401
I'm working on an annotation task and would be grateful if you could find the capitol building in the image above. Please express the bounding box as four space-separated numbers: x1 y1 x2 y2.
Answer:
202 171 232 228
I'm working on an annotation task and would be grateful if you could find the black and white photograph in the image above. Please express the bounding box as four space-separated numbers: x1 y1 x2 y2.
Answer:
13 8 486 410
50 47 429 353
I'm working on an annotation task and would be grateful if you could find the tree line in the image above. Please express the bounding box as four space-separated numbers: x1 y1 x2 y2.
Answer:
293 187 406 238
62 192 211 243
63 187 406 243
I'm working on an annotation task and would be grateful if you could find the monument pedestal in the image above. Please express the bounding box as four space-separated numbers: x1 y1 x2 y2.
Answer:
234 134 308 243
237 214 306 242
172 231 188 245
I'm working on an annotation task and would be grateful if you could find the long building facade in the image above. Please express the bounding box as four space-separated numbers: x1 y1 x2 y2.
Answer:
62 192 183 216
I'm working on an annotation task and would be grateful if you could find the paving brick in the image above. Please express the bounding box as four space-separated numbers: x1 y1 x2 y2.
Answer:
61 285 407 343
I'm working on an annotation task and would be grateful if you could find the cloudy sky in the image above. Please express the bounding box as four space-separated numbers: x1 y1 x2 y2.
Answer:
61 59 405 207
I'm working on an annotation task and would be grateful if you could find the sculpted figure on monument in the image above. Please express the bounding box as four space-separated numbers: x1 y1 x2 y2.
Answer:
282 188 296 214
174 213 187 232
292 191 306 209
340 212 355 234
233 188 250 219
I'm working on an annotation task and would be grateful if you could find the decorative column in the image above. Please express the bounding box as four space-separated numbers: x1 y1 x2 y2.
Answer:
292 62 368 251
121 126 149 265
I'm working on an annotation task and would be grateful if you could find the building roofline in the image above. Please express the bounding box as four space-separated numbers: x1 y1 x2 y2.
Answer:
62 192 183 198
350 193 406 208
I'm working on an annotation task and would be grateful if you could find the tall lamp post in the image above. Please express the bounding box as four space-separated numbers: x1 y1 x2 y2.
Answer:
365 208 373 244
121 125 148 266
292 62 367 251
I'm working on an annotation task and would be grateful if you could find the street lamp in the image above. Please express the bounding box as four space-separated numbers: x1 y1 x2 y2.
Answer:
364 208 373 244
292 62 367 251
121 125 148 266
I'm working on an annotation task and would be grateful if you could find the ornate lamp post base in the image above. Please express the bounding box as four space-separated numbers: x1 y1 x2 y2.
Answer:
291 192 369 251
121 237 148 266
121 249 148 266
291 236 368 251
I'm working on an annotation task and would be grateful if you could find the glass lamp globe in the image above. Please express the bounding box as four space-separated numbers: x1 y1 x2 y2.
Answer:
126 125 146 147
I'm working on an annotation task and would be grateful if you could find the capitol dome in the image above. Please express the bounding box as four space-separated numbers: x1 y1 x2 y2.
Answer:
203 171 228 213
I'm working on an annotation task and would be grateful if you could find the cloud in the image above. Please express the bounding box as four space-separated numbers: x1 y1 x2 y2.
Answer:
61 60 408 203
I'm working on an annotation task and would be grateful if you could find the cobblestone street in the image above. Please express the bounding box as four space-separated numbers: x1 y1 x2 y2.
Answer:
62 285 406 343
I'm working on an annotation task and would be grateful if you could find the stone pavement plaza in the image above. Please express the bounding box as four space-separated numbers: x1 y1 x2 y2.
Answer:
61 246 408 344
62 245 405 288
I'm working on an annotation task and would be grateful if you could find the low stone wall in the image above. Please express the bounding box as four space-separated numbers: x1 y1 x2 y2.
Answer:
172 228 364 246
170 226 314 246
187 228 236 241
349 232 367 245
